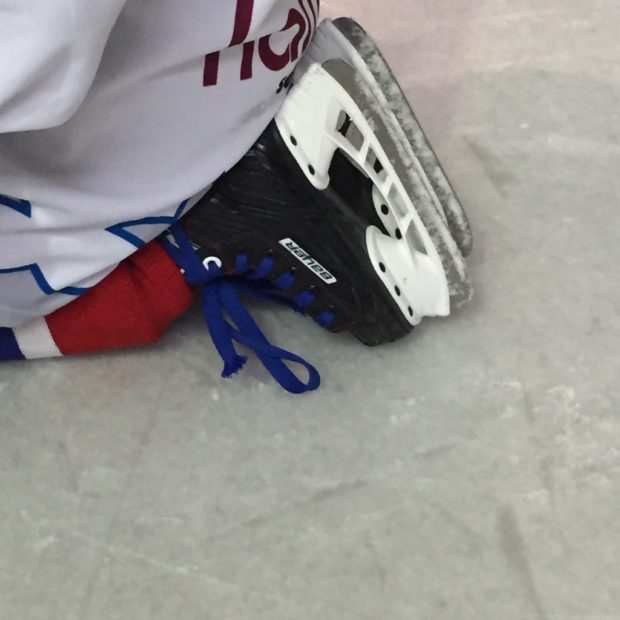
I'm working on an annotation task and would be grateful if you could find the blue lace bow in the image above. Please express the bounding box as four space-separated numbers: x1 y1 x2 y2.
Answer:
160 223 332 395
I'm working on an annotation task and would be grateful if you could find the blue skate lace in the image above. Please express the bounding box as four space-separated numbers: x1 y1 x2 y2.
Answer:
160 223 335 395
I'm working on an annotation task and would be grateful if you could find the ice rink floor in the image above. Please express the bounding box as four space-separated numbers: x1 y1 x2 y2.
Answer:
2 1 619 618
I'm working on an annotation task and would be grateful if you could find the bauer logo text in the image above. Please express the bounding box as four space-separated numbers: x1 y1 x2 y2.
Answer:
279 238 337 285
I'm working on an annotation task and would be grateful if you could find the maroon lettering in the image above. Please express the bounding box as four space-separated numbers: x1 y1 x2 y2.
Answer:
258 36 289 73
240 40 255 81
287 8 308 62
230 0 254 46
296 1 313 52
306 0 318 30
203 0 252 86
203 51 220 87
259 8 306 71
203 0 315 87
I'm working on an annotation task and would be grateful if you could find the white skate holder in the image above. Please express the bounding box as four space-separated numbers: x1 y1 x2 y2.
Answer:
276 60 451 324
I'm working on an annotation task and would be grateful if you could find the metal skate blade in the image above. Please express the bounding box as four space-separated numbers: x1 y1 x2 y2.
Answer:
327 59 472 308
302 18 474 258
276 59 472 321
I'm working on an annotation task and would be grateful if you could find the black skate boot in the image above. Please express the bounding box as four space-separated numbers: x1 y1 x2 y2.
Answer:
179 120 415 348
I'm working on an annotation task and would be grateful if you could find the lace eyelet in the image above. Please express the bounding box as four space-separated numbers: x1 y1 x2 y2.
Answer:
202 256 223 269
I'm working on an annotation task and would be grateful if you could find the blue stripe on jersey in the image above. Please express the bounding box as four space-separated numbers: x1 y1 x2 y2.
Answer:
105 199 190 248
0 264 87 296
0 194 32 217
0 328 25 361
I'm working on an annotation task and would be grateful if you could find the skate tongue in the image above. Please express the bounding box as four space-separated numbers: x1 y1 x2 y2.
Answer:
161 224 321 395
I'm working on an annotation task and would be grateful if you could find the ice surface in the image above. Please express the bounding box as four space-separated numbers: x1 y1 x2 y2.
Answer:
2 1 620 618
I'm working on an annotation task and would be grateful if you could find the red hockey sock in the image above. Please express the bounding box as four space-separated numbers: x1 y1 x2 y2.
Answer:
1 241 195 361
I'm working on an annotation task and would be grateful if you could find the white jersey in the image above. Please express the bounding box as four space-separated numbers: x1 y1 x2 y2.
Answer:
0 0 319 327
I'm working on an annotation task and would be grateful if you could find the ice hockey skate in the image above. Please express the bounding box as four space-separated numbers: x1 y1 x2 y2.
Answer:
163 17 474 393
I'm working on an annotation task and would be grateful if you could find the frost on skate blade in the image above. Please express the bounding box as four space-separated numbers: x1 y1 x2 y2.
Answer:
326 17 474 257
325 59 471 309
